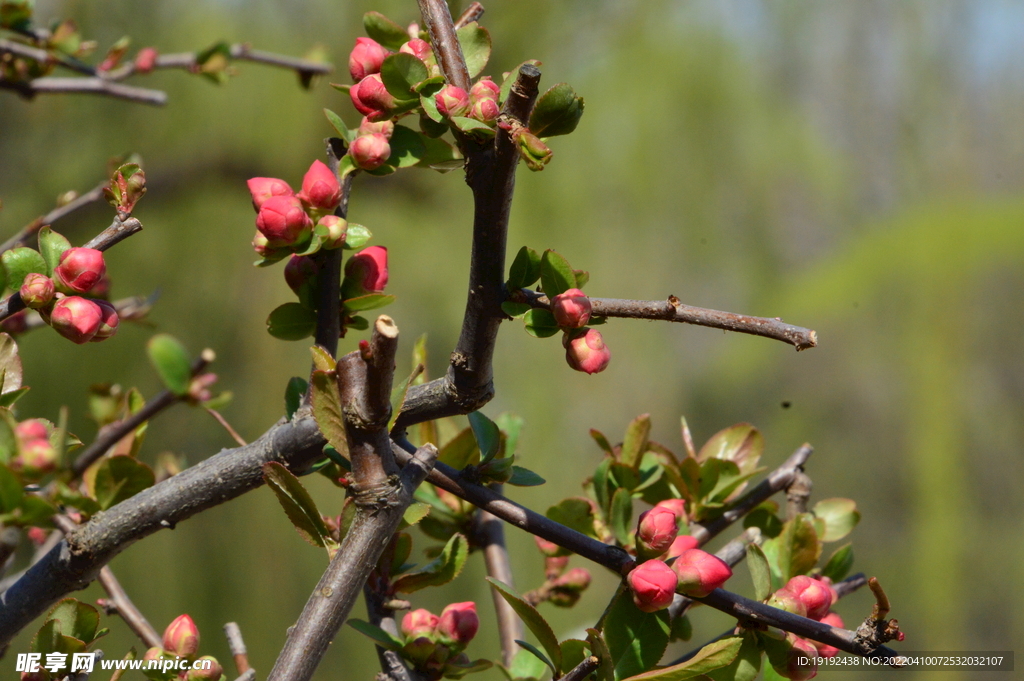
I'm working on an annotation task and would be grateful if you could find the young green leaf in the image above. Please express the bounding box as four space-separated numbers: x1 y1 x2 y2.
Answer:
285 377 308 420
507 466 546 487
510 646 550 681
310 346 337 372
523 308 560 338
586 629 615 681
515 640 556 675
620 414 651 469
821 543 854 582
438 427 480 470
90 455 155 510
0 464 24 513
0 333 23 398
812 498 861 542
37 227 71 275
747 543 772 602
487 577 562 670
392 532 469 593
347 619 405 651
501 302 531 318
508 246 542 289
547 498 599 539
775 513 821 582
468 411 501 463
343 293 397 312
603 590 671 680
363 11 409 50
324 108 354 143
266 302 317 341
696 423 763 478
310 370 349 460
262 461 336 552
609 488 634 546
622 636 744 681
386 125 428 168
539 250 576 297
1 247 47 290
455 22 492 78
47 599 101 645
528 83 585 138
560 639 590 674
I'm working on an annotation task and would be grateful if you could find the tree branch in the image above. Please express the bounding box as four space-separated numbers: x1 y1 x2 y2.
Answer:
416 0 470 91
453 3 485 29
472 485 524 668
224 622 251 675
0 180 109 255
104 44 333 82
312 139 354 360
4 77 168 105
562 656 600 681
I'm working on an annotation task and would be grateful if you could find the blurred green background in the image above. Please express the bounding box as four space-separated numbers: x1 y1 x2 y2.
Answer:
3 0 1023 679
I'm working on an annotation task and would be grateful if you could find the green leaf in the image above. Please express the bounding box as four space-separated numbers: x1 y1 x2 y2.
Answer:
487 578 562 670
523 308 560 338
455 23 492 78
812 498 860 542
393 532 469 593
587 629 615 681
0 333 23 397
539 250 576 297
310 346 337 372
0 387 30 408
625 637 744 681
591 429 614 455
507 466 546 487
705 633 760 681
620 414 651 469
343 293 397 312
775 513 821 582
592 456 614 515
146 334 192 396
9 495 57 527
386 124 429 168
747 543 772 601
560 639 590 674
37 226 71 275
363 11 409 50
262 461 336 553
91 455 155 510
742 501 783 539
696 424 763 478
310 370 349 460
438 427 480 470
47 598 100 644
669 613 692 642
343 224 372 250
30 619 86 656
1 247 47 291
821 543 854 582
547 497 598 539
609 488 634 546
415 134 462 168
347 619 404 652
285 377 308 420
451 116 496 136
445 658 494 679
508 246 542 289
266 302 317 341
510 647 550 681
574 270 590 288
380 53 429 100
399 502 431 530
389 363 422 430
324 109 354 142
0 464 23 513
528 83 585 138
515 640 556 675
502 301 531 318
604 590 670 680
468 411 501 463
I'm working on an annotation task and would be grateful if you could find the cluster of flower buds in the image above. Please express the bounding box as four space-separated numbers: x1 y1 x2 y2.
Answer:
350 117 394 171
762 575 852 678
433 76 501 126
528 537 592 607
768 634 820 680
348 35 438 123
767 575 834 621
399 603 479 680
549 289 611 374
10 419 56 477
140 615 223 681
249 160 347 258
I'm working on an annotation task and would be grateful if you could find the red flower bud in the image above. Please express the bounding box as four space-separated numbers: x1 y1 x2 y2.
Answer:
673 548 732 598
349 133 392 171
26 526 49 546
247 177 294 211
135 47 158 74
550 288 591 328
470 77 500 102
435 85 471 118
815 576 841 609
636 506 680 558
784 575 833 621
813 612 843 658
401 608 440 639
90 299 119 342
553 567 592 591
767 586 807 618
350 73 396 122
436 602 478 648
20 273 55 309
772 635 818 680
12 438 57 476
627 559 678 613
15 419 49 443
284 255 319 294
544 555 570 578
665 534 699 561
655 498 687 521
316 215 348 250
55 248 106 294
399 39 433 63
163 614 200 658
564 328 611 374
470 96 500 123
358 117 395 139
50 296 103 344
534 535 567 557
185 656 223 681
299 160 342 212
343 246 388 297
188 373 218 403
349 37 389 82
256 195 313 247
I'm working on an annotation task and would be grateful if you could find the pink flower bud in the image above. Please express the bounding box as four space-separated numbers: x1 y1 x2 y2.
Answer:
773 635 818 681
19 273 55 309
135 47 158 74
436 602 478 648
15 419 49 443
470 96 500 123
564 328 611 374
627 559 678 613
545 555 570 580
316 215 348 249
784 575 833 621
349 37 389 82
284 255 319 293
399 39 433 63
26 526 49 546
673 548 733 598
767 587 808 618
534 535 567 557
350 73 396 122
50 296 103 344
21 671 48 681
401 608 440 639
636 506 680 558
256 195 313 247
188 373 218 403
655 498 688 521
343 246 388 297
470 77 500 102
142 647 165 664
435 85 471 118
55 248 106 294
349 133 392 171
403 636 439 665
553 567 592 591
816 576 841 609
299 160 342 212
550 288 591 328
185 656 223 681
665 534 699 561
358 117 395 139
252 231 289 260
163 614 200 658
12 438 57 476
813 613 843 658
90 299 119 342
247 177 294 211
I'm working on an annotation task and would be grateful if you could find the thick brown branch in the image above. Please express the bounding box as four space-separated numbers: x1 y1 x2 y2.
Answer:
312 140 354 359
416 0 470 91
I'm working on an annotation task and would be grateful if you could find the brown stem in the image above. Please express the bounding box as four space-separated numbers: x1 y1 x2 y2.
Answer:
364 584 417 681
416 0 470 91
206 409 248 447
105 44 333 82
472 485 524 668
453 2 485 28
562 656 600 681
785 471 813 519
224 622 251 675
0 180 108 255
96 567 162 649
3 77 167 105
868 577 891 621
312 140 354 361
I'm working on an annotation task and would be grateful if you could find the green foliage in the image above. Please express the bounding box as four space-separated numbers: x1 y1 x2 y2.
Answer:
603 590 670 680
262 461 339 557
146 334 192 395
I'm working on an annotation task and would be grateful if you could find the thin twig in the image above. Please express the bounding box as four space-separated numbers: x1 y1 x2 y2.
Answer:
416 0 471 91
472 485 524 668
11 77 168 105
0 180 108 255
453 2 485 28
224 622 251 675
786 471 813 519
312 140 354 361
206 409 248 447
105 44 333 81
0 38 96 76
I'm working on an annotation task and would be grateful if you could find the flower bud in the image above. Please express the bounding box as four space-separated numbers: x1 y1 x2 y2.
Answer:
350 73 396 122
470 77 500 102
247 177 294 211
27 526 49 546
673 548 733 598
349 37 389 82
766 586 808 618
399 39 433 63
436 602 479 648
15 419 49 443
135 47 158 74
187 373 218 403
470 96 500 123
142 647 165 664
813 613 843 658
349 133 392 171
284 255 319 294
12 438 57 476
816 576 841 609
19 273 55 309
186 656 223 681
90 299 119 342
553 567 592 592
163 614 200 658
343 246 388 298
55 247 106 294
514 130 552 171
299 160 342 212
403 636 438 665
544 555 570 579
534 535 568 557
50 296 103 344
665 534 699 561
655 498 688 522
20 671 48 681
358 117 395 139
627 559 678 613
564 328 611 374
401 609 439 640
550 288 591 328
636 506 680 558
256 195 313 247
316 215 348 249
784 575 833 621
434 85 471 118
252 231 290 260
771 635 818 681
